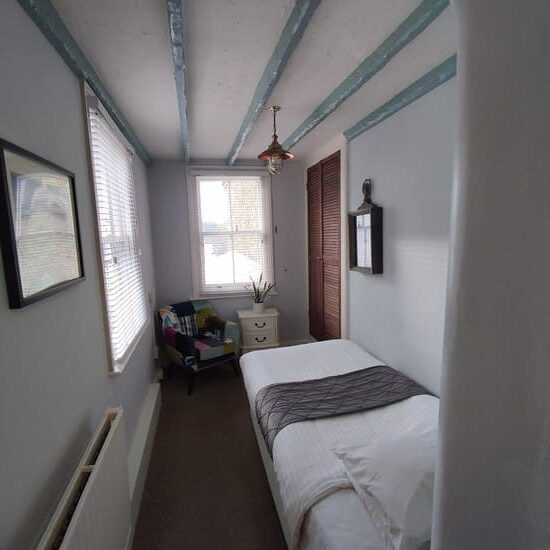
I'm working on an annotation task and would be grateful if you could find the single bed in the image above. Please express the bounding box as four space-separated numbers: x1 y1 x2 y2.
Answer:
240 339 439 550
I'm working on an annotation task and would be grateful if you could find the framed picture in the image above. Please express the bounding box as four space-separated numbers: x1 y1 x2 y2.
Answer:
0 139 84 308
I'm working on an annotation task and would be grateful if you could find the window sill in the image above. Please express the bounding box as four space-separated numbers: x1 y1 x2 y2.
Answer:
192 291 278 301
108 317 151 376
191 292 252 301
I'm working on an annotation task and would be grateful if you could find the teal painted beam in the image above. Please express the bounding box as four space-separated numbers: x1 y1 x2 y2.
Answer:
166 0 189 162
344 55 457 141
282 0 449 151
17 0 151 163
226 0 321 165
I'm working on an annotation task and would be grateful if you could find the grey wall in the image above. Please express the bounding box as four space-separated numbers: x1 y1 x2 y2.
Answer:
348 80 456 394
148 161 309 342
0 2 157 548
434 1 550 547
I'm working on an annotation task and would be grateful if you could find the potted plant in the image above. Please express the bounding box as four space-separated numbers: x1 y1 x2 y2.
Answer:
250 273 275 314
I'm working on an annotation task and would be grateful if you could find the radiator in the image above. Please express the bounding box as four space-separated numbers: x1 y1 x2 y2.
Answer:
37 408 132 550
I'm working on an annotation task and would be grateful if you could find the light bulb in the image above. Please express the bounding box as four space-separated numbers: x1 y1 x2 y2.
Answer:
267 155 283 175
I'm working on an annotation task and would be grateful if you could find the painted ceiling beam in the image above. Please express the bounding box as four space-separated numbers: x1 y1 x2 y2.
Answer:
282 0 449 151
17 0 150 163
166 0 189 163
225 0 321 166
344 54 456 141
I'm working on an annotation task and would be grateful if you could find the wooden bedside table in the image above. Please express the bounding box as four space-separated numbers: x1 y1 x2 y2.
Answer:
236 308 280 352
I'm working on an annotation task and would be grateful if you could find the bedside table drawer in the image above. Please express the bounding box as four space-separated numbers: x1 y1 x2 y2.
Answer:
243 332 278 348
241 317 276 333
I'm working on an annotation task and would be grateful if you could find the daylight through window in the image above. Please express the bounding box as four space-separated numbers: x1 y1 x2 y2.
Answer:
87 96 149 371
191 175 274 296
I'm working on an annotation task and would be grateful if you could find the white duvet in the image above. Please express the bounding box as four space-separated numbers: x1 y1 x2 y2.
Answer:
241 339 439 550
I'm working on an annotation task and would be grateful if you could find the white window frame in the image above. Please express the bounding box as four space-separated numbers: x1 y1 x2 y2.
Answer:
187 168 275 298
84 84 149 374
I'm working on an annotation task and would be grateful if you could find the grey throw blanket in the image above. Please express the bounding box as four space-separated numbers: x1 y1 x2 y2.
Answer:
255 366 430 456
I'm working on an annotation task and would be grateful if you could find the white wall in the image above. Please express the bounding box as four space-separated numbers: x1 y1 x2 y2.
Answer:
347 80 456 394
434 1 550 547
148 161 309 343
0 2 157 548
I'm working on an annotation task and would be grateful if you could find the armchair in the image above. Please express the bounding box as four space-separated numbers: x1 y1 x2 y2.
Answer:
158 299 240 394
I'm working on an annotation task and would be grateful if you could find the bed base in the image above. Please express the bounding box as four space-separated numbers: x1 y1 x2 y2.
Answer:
250 410 292 548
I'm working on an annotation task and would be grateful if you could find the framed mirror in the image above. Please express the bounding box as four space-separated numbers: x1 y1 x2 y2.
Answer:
349 179 383 274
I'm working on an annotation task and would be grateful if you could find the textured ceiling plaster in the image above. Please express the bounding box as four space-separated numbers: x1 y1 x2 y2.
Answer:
240 0 423 158
185 0 294 161
289 8 456 162
52 0 455 163
53 0 182 159
240 0 456 160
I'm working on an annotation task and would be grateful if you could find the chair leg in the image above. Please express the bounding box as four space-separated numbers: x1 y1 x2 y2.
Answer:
231 356 240 377
187 370 196 395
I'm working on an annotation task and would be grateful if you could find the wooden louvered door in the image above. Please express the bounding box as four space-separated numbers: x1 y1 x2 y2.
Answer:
307 151 341 340
307 163 324 340
320 152 341 339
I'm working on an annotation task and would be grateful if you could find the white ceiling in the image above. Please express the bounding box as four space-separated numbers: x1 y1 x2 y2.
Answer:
52 0 456 163
52 0 182 159
287 7 456 161
186 0 295 161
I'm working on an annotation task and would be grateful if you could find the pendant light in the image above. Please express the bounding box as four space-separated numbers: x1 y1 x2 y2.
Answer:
258 106 294 175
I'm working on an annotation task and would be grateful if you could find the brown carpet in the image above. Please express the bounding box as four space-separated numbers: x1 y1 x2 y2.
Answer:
132 365 286 550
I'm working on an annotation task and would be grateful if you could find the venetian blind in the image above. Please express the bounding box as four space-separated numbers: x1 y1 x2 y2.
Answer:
87 100 148 370
192 175 274 295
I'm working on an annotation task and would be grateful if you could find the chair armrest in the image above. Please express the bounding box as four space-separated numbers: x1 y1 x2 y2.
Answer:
205 315 240 355
224 320 241 355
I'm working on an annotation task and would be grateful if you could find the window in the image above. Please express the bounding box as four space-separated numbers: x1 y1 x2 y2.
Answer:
189 173 274 296
86 93 148 372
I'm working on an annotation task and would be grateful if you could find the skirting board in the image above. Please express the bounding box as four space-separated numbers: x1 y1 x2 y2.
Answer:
250 410 292 547
127 382 162 539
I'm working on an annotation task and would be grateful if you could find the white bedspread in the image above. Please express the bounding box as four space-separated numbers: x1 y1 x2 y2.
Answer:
302 488 385 550
241 339 439 550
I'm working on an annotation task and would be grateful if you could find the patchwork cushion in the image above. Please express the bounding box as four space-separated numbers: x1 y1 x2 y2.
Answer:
194 305 216 332
193 333 235 361
158 306 181 331
179 314 197 336
171 301 195 318
170 301 198 336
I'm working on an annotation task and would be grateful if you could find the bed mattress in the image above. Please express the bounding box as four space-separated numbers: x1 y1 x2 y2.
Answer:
241 339 439 550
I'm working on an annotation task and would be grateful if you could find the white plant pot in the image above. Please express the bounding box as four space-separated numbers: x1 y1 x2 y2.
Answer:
252 302 265 314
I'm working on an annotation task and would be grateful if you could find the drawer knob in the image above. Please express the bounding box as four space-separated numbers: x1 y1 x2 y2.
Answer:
255 336 267 343
254 321 267 328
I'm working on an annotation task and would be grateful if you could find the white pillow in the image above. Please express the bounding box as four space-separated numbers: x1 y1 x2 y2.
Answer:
334 429 436 550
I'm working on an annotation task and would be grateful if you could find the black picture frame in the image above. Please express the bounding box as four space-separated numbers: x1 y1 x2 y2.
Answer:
349 179 383 274
0 139 85 308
